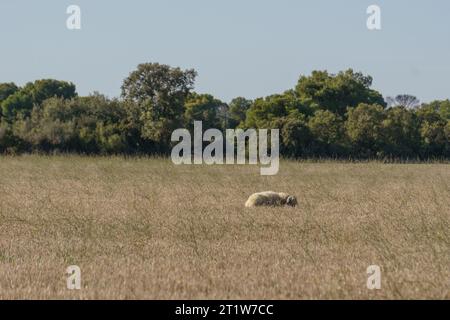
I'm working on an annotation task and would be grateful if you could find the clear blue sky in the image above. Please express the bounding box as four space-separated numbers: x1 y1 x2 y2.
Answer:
1 0 449 103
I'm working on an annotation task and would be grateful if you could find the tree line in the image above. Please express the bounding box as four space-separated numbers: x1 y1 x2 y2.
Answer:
0 63 449 159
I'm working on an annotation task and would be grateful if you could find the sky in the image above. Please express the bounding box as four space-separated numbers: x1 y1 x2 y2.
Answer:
1 0 449 103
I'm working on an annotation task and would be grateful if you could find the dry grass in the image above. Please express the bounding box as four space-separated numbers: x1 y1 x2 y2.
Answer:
0 156 449 299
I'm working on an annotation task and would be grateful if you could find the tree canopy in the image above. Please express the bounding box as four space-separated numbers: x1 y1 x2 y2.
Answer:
1 64 448 159
295 69 386 116
121 63 197 150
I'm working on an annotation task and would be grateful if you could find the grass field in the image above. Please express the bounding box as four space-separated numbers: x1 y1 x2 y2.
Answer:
0 156 448 299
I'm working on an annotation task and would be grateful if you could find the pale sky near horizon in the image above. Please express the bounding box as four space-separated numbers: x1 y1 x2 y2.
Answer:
1 0 449 103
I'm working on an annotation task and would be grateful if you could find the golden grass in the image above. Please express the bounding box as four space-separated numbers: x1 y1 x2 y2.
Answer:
0 156 449 299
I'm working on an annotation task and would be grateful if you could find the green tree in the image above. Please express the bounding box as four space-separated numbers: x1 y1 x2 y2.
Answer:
279 111 312 157
245 92 310 129
416 104 448 157
23 79 76 105
0 83 19 104
421 100 450 121
345 103 385 157
1 92 33 120
228 97 252 128
296 69 386 116
308 110 344 155
121 63 197 150
445 121 450 156
13 94 129 154
381 106 420 157
1 80 76 121
1 67 449 159
184 93 224 130
0 119 29 154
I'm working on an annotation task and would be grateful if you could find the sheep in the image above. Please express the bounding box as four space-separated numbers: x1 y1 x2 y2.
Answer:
245 191 298 208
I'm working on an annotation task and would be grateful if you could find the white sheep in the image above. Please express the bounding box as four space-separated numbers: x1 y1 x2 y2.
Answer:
245 191 298 208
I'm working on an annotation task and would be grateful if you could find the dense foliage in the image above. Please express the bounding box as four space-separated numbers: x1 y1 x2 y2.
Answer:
1 63 449 158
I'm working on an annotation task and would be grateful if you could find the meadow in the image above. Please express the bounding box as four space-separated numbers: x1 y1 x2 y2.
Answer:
0 156 448 299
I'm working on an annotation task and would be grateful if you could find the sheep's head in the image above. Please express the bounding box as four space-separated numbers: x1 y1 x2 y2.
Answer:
286 195 298 207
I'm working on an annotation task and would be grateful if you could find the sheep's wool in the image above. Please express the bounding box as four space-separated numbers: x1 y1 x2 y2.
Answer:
245 191 297 208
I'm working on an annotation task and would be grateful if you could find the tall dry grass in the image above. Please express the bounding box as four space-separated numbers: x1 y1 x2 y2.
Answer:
0 156 448 299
